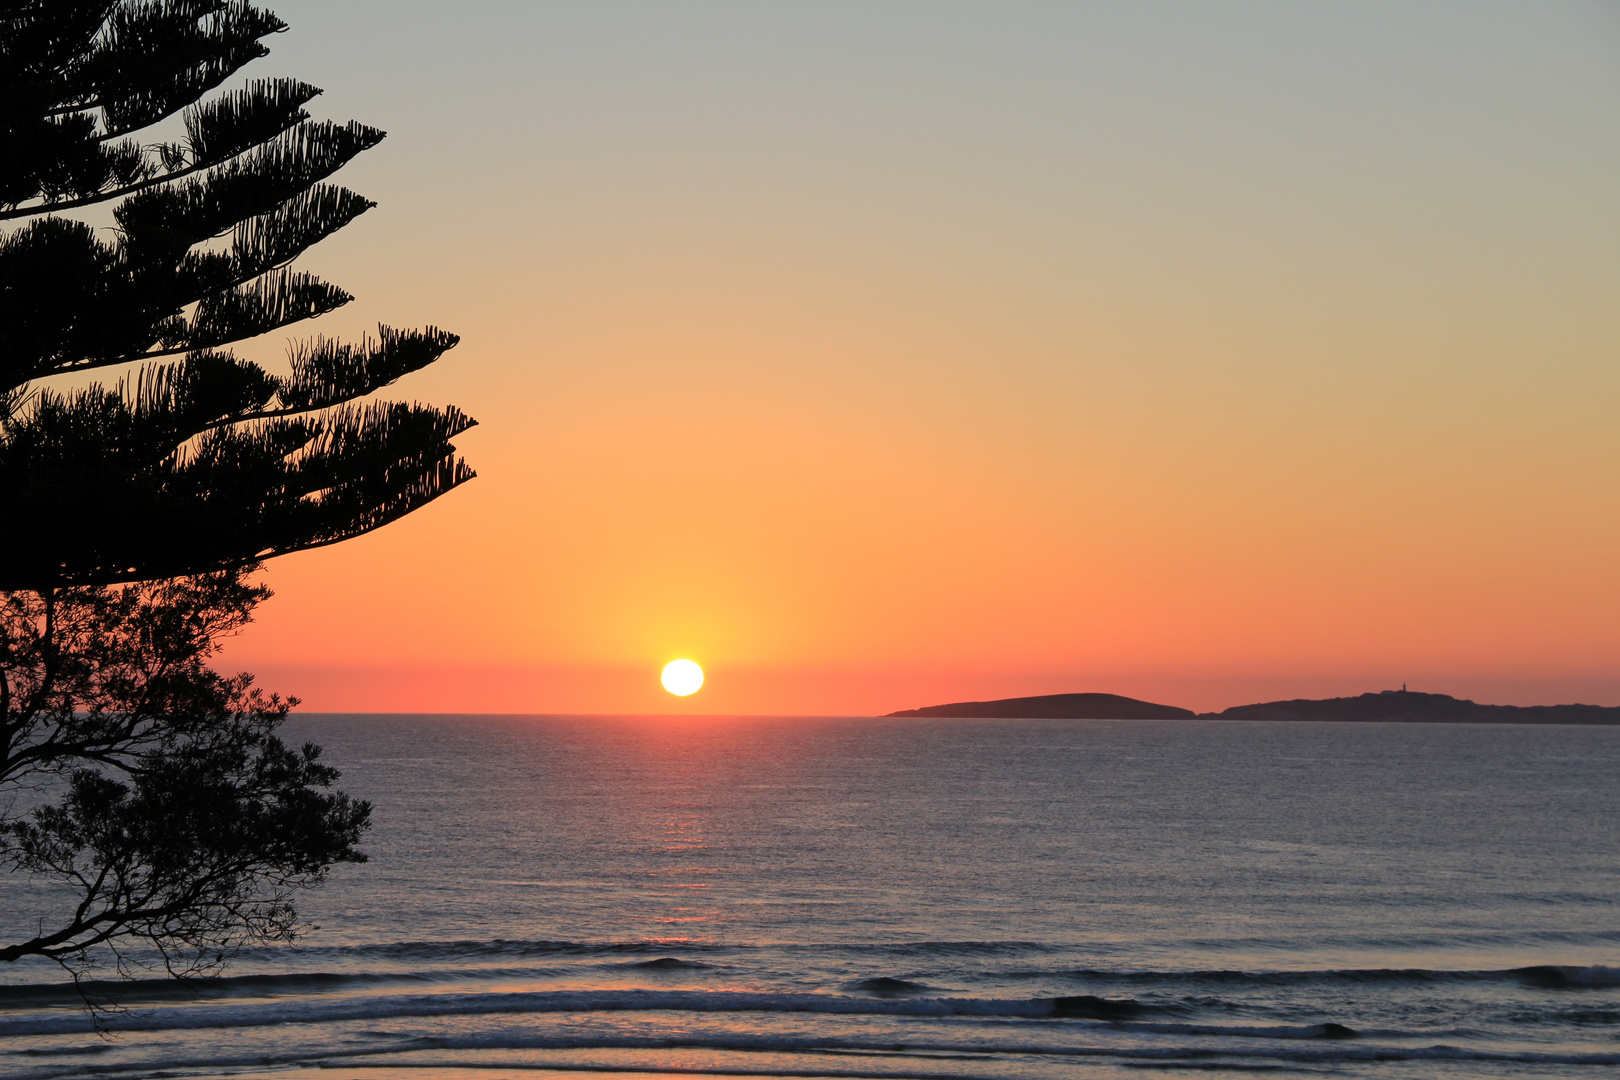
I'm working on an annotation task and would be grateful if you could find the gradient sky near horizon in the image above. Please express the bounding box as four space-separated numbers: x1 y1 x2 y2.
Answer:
214 0 1620 715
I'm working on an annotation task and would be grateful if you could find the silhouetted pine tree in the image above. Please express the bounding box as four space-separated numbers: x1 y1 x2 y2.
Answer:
0 0 473 591
0 1 470 999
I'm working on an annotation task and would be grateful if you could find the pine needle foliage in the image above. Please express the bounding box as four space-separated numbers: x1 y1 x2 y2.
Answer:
0 1 475 1006
0 0 474 589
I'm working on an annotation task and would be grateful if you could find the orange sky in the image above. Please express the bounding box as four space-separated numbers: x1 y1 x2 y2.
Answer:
209 1 1619 714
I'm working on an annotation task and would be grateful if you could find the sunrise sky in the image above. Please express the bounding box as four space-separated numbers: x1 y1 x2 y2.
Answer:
215 1 1619 715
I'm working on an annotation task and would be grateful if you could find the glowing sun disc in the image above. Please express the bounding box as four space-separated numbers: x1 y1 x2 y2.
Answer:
661 659 704 697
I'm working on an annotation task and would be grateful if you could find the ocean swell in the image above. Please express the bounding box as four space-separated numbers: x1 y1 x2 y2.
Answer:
0 988 1338 1039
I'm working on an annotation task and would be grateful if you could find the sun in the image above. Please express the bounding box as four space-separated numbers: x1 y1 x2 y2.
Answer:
661 659 704 697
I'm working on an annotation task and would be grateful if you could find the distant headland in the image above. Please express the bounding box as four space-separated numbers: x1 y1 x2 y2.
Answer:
886 689 1620 724
1207 690 1620 724
887 692 1195 720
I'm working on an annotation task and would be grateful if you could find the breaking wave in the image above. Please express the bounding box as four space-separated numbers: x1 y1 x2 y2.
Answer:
0 988 1359 1039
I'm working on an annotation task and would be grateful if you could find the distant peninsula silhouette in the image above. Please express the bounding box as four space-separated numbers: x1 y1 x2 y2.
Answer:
887 689 1620 724
887 692 1195 719
1204 690 1620 725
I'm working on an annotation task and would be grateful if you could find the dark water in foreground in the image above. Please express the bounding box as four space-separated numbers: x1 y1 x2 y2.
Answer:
3 715 1619 1079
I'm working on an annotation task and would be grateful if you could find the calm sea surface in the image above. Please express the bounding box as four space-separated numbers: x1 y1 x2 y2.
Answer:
3 715 1619 1079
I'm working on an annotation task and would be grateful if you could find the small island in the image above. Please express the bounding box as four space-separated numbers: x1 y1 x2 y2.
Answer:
888 688 1620 724
887 692 1196 719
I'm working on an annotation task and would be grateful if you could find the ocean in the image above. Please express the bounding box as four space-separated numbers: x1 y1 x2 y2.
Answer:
2 714 1618 1079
